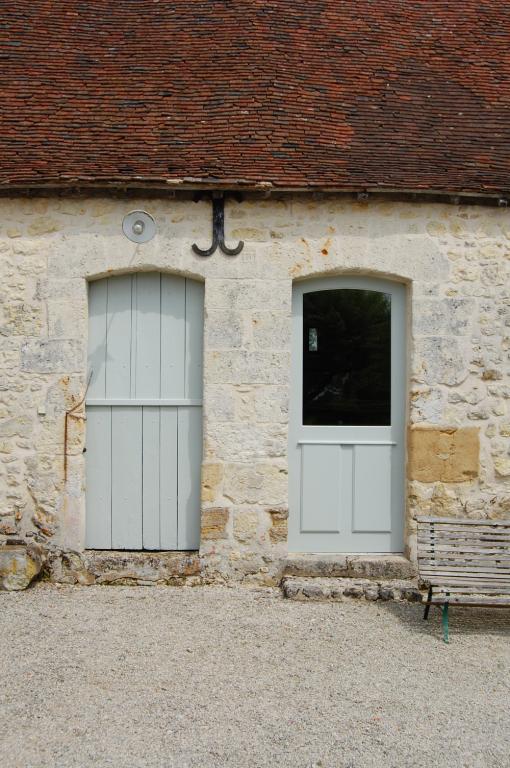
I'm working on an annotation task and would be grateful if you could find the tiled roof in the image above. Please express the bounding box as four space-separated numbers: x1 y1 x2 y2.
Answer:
1 1 509 194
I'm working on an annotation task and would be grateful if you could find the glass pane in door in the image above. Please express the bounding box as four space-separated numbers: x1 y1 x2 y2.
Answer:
303 289 391 426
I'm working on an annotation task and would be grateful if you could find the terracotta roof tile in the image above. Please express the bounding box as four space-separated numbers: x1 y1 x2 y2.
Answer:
0 1 509 193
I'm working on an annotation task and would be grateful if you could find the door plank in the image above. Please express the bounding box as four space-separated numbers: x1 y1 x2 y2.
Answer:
178 406 203 549
135 273 161 398
161 274 186 399
185 279 204 400
85 406 112 548
106 274 133 399
111 406 143 549
142 406 160 550
87 280 108 399
160 407 178 549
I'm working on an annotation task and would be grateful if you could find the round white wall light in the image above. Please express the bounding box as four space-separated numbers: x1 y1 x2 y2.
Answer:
122 210 156 243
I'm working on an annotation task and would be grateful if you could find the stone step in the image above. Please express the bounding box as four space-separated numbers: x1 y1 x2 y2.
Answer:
283 553 416 581
282 576 423 603
45 549 201 586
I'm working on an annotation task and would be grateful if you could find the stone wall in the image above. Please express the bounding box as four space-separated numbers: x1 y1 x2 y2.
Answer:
0 194 509 583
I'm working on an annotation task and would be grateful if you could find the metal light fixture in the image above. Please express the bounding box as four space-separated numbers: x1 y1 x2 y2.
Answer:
122 210 156 243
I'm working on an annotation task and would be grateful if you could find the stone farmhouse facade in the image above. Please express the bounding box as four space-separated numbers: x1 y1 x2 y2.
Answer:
0 2 509 588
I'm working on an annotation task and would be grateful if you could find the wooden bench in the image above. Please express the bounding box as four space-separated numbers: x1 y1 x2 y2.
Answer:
417 516 510 642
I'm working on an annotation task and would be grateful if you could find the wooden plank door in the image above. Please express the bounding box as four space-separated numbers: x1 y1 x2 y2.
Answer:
288 276 406 553
85 273 204 550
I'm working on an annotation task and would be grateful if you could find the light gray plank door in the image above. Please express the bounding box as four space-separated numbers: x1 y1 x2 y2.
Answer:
85 273 204 550
288 277 406 553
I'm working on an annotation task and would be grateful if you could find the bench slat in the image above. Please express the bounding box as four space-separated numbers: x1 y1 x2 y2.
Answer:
418 545 510 556
420 557 510 564
422 571 510 580
419 534 510 540
429 597 510 606
418 524 510 533
418 533 510 546
417 516 510 527
421 569 510 578
418 557 510 573
422 578 510 588
426 579 510 595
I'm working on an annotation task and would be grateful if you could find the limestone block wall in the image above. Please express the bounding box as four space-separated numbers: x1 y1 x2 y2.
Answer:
0 194 509 582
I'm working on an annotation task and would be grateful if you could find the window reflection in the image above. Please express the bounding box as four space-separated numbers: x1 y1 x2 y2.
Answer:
303 289 391 426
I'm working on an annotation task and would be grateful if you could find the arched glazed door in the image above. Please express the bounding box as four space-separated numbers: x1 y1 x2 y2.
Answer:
289 276 406 553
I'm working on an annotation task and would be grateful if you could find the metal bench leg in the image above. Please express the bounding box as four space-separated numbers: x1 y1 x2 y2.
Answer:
423 586 432 620
442 603 449 644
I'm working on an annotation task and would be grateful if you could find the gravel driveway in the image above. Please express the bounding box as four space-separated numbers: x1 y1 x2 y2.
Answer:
1 584 509 768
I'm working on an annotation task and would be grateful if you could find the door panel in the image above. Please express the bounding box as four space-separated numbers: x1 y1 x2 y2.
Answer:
289 276 406 553
301 444 342 533
352 444 392 533
86 273 204 551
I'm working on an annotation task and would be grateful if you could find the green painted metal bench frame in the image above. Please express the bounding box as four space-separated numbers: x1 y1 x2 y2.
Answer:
417 516 510 643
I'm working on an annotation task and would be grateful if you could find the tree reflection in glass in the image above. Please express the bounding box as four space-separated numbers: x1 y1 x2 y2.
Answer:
303 289 391 426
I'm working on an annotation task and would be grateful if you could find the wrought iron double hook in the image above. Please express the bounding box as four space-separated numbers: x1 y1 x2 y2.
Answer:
192 192 244 257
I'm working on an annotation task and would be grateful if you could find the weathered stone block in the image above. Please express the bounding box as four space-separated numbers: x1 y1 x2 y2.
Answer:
413 337 469 386
413 298 475 336
223 462 287 505
1 302 45 336
251 311 291 350
494 456 510 477
205 311 244 349
47 299 87 338
348 555 416 580
284 554 349 578
45 550 95 585
267 506 288 544
408 426 480 482
233 509 259 543
206 422 287 462
201 463 224 503
201 508 229 540
27 217 60 236
87 551 200 585
253 386 289 423
21 339 83 373
0 544 44 590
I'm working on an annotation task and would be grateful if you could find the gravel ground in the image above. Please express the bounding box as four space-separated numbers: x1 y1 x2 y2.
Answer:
1 585 509 768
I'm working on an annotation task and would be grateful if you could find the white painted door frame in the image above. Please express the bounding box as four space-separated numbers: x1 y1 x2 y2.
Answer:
288 276 406 553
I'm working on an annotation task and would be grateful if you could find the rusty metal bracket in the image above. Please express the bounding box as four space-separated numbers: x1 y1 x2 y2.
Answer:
192 192 244 257
64 371 92 483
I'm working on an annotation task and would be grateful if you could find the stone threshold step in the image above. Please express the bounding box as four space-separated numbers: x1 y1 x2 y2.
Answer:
284 553 416 581
46 549 201 586
282 576 422 603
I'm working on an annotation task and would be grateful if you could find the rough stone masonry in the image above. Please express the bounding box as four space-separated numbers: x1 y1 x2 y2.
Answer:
0 194 509 585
